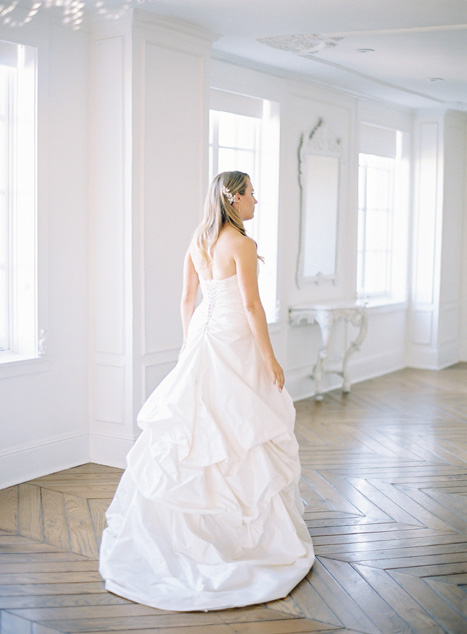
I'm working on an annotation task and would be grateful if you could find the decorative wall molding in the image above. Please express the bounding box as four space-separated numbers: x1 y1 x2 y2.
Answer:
411 309 433 345
296 117 343 288
299 118 343 158
91 34 126 357
94 364 125 424
439 303 460 345
132 9 219 46
258 33 342 56
413 122 440 305
88 11 214 464
139 36 210 356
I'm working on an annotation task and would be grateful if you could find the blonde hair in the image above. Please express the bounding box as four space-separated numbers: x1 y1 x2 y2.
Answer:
193 171 255 264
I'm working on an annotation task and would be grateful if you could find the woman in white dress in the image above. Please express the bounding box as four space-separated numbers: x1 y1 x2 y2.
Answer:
98 171 315 612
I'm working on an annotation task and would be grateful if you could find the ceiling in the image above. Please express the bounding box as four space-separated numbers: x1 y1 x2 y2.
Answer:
4 0 467 110
133 0 467 111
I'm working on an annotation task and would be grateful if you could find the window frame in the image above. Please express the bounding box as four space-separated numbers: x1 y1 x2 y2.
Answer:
0 64 15 352
356 124 409 306
357 152 396 299
208 90 280 324
0 40 40 367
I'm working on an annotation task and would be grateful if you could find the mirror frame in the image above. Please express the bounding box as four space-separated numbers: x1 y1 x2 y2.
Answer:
296 118 343 287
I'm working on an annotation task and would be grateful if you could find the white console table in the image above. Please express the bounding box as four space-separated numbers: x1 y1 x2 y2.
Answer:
289 301 368 400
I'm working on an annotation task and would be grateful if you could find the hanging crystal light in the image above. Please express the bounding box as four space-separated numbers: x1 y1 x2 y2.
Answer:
0 0 133 30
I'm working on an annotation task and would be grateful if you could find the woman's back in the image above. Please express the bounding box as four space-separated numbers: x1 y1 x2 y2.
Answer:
190 225 246 281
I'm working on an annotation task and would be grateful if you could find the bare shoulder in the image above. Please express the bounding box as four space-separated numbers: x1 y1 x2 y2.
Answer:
188 240 205 271
234 235 257 264
220 226 255 253
187 241 195 261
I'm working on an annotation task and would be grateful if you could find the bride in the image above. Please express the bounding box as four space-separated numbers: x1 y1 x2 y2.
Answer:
98 170 315 612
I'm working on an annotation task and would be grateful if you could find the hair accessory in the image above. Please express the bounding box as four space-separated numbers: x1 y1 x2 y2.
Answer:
221 185 235 204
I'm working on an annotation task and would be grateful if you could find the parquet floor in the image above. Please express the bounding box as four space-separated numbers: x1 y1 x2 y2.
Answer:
1 365 466 633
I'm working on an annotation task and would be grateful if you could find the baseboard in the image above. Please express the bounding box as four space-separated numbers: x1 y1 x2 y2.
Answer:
437 342 461 369
0 432 89 489
348 348 406 384
287 348 406 402
89 432 136 469
407 344 460 370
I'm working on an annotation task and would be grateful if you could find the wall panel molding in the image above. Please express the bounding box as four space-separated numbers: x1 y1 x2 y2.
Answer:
439 302 460 345
411 309 433 345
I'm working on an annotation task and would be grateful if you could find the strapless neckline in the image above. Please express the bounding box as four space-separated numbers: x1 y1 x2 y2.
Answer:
199 273 237 283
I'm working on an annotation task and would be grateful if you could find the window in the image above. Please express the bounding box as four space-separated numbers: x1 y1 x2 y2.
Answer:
209 111 261 185
0 41 37 360
209 90 280 323
0 63 13 350
357 124 409 303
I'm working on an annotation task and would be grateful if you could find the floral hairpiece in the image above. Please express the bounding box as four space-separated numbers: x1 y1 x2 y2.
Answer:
221 185 235 205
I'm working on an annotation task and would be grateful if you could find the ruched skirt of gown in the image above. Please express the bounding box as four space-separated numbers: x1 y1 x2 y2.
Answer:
98 274 315 611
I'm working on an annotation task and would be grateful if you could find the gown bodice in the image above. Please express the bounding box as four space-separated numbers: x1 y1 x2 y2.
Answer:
190 274 249 336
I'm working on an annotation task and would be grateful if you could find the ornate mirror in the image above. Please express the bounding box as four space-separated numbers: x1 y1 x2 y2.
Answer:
296 119 342 287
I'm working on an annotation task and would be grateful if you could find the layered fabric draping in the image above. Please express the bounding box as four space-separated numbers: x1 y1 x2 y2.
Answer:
99 274 315 611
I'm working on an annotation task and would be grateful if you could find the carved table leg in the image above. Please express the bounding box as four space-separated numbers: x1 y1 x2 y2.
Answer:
313 352 325 401
341 308 368 393
289 304 368 400
313 311 334 400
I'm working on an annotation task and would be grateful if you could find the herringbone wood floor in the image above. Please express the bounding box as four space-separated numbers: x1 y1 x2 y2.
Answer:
0 365 466 633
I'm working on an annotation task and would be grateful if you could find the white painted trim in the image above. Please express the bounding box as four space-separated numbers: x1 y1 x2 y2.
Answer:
142 348 180 366
0 356 49 379
287 348 406 402
132 9 219 46
406 345 458 370
364 300 408 313
89 432 136 469
211 50 447 111
0 432 89 489
437 341 461 369
349 349 406 384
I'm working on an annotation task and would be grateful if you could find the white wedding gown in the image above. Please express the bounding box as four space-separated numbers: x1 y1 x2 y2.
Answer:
99 273 315 611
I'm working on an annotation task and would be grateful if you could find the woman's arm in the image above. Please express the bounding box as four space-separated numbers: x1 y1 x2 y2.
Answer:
234 236 284 392
180 249 199 342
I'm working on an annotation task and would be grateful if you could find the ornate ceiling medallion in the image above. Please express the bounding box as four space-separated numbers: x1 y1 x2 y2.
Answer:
258 33 342 56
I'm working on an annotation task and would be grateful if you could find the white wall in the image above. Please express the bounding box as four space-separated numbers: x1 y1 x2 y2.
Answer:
211 58 412 401
0 17 89 488
439 112 465 365
88 12 215 466
407 109 466 369
461 125 467 361
1 11 465 484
